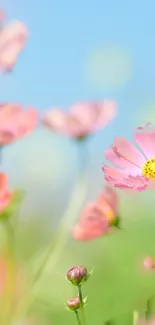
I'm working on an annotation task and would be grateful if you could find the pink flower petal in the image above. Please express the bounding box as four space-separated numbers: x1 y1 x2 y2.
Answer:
73 199 110 241
99 186 118 215
0 173 12 212
79 202 100 222
0 103 21 125
102 164 126 186
135 124 155 159
72 218 108 241
14 107 38 139
113 137 146 168
71 102 98 130
102 164 148 191
0 191 12 211
94 100 117 129
0 20 28 72
0 173 8 193
121 175 148 191
43 100 116 138
71 100 117 133
0 104 37 144
43 109 69 133
104 148 136 169
97 195 115 222
72 224 102 241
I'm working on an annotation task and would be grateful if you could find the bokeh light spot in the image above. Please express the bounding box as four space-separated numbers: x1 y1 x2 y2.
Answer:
85 45 133 91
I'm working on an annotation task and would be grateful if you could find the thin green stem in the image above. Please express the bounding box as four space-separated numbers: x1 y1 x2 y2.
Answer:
78 286 86 325
75 311 82 325
133 310 139 325
2 219 15 325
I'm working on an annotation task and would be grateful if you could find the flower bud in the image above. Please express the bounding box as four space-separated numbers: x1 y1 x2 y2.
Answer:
66 297 81 311
67 265 88 286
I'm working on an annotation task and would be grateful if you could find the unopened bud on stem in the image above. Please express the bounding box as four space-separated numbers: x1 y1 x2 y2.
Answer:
67 265 88 286
66 297 81 311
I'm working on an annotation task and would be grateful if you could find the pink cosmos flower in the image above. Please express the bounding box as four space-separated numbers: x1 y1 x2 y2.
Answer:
43 100 117 139
0 103 37 145
72 202 109 241
0 173 12 211
97 185 118 223
0 19 28 72
102 123 155 191
72 186 119 241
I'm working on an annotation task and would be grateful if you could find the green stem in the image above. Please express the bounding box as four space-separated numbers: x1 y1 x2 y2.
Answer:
133 310 139 325
78 286 86 325
75 311 82 325
2 219 15 325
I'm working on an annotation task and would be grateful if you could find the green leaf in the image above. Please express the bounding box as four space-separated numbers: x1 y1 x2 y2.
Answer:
111 216 121 227
82 296 87 304
82 269 94 284
0 189 24 220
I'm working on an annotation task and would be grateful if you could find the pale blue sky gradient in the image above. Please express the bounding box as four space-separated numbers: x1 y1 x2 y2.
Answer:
1 0 155 126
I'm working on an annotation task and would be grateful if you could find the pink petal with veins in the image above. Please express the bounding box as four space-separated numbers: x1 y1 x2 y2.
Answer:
113 137 146 167
135 124 155 159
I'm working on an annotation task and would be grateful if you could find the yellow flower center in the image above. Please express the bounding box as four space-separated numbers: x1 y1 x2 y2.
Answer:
142 158 155 179
100 205 114 221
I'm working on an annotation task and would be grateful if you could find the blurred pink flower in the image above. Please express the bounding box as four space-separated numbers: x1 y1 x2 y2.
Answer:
72 198 111 241
0 103 38 145
72 186 119 241
102 123 155 191
97 185 118 223
43 100 117 139
143 257 155 270
0 19 28 72
0 173 12 212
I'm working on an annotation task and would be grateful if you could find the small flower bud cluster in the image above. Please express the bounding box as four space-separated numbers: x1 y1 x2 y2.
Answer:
65 265 91 312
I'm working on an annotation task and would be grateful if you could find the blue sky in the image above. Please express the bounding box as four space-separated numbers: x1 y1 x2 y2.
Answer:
1 0 155 211
1 0 155 121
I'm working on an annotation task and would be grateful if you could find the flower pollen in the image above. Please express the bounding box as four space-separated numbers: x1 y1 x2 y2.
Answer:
142 158 155 179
